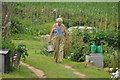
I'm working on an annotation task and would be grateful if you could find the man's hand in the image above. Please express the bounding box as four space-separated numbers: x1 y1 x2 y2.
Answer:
48 40 52 43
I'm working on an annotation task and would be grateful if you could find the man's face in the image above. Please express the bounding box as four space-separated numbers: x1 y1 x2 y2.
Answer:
58 20 62 25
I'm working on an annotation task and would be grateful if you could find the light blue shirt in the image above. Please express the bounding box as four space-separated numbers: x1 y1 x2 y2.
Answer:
53 23 65 36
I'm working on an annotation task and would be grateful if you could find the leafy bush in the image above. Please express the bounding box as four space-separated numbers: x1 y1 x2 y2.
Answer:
75 28 118 52
103 54 112 68
65 27 117 63
15 42 28 61
103 50 120 68
111 51 120 69
2 40 15 56
70 52 85 62
66 43 90 62
10 20 27 34
65 30 90 62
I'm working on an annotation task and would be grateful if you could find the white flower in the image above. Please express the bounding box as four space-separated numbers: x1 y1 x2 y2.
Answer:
67 57 70 59
110 68 113 71
112 73 116 75
90 61 93 64
114 70 120 78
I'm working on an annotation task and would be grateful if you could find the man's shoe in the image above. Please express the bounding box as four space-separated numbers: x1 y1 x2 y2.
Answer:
59 61 63 63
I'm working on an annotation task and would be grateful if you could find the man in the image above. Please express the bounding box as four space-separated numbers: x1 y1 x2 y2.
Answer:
48 18 68 63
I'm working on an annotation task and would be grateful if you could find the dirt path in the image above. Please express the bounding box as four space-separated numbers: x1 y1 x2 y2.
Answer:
20 61 46 78
63 65 86 78
20 61 85 78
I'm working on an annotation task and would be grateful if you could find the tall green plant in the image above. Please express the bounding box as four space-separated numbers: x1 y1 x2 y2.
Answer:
15 42 28 61
111 50 120 69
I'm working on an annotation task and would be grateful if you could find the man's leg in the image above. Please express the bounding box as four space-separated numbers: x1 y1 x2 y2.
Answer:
53 36 60 63
59 36 65 63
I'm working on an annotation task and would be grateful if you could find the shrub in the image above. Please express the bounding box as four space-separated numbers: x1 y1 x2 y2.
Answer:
65 29 90 62
103 54 112 68
2 40 15 56
111 50 120 69
103 50 120 68
15 42 28 61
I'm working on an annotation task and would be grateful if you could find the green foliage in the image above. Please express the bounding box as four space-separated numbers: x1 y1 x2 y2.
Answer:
111 51 120 69
39 43 48 55
2 39 16 71
39 42 53 56
65 29 90 62
70 52 85 62
32 22 55 36
103 54 112 68
2 40 15 56
10 20 27 34
103 50 120 68
10 2 118 35
15 42 28 61
75 28 118 51
67 43 90 62
66 26 117 63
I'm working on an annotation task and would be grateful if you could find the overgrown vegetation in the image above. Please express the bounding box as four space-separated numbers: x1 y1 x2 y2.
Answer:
64 27 118 64
10 2 118 35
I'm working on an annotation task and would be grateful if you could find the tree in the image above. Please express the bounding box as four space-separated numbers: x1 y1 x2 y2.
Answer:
2 3 11 41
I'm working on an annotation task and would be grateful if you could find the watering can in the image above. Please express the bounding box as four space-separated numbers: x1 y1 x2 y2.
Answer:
47 43 54 52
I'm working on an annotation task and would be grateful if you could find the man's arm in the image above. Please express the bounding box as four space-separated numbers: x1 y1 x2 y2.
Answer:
49 26 54 43
64 27 68 40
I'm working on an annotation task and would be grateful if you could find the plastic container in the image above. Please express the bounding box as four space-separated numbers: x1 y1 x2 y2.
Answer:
91 43 97 53
97 46 103 53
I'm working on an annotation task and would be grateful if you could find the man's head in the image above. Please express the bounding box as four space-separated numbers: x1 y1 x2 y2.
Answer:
56 18 63 25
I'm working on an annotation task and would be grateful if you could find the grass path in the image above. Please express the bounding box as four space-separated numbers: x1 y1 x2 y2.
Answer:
13 40 111 78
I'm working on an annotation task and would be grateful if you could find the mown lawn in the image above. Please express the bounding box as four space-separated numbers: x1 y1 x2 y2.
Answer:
13 40 111 78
